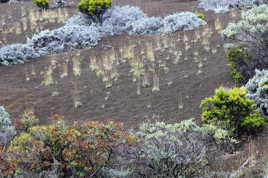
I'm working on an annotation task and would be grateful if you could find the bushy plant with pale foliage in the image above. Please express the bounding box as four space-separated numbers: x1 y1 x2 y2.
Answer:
0 107 16 146
130 120 208 177
199 0 267 13
245 69 268 121
0 6 206 65
222 5 268 58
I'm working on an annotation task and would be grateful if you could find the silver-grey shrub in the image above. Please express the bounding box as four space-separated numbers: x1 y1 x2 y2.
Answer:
163 12 206 33
0 6 206 65
199 0 267 13
128 17 164 35
222 5 268 57
27 23 102 54
0 44 40 65
101 6 146 35
128 120 209 178
245 69 268 121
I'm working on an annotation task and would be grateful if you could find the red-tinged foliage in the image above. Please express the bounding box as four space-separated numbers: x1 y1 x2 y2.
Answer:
5 115 136 177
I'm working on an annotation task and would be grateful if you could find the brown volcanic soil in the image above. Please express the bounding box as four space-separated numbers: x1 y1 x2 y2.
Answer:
0 0 240 126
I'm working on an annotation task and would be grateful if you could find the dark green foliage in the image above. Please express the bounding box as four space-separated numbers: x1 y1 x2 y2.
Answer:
77 0 112 23
195 11 205 20
226 46 252 84
32 0 49 9
200 87 266 135
0 0 9 3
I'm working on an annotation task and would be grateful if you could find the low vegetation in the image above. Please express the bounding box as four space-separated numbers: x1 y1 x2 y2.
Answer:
32 0 49 9
200 87 266 135
2 114 135 177
77 0 112 23
245 69 268 121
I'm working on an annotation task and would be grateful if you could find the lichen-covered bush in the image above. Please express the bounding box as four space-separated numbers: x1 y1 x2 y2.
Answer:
245 69 268 121
199 0 267 13
200 87 266 135
6 118 136 177
0 6 206 66
32 0 49 9
0 106 16 146
77 0 112 23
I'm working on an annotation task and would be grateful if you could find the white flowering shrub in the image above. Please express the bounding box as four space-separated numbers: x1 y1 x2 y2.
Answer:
245 69 268 121
199 0 267 13
0 6 206 65
0 107 16 145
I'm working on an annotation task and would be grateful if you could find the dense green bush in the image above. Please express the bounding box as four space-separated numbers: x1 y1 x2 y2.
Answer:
5 116 135 177
200 87 266 135
32 0 49 9
77 0 112 23
226 46 252 84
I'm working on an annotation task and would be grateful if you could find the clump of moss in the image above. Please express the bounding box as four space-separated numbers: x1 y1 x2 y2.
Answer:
226 46 251 84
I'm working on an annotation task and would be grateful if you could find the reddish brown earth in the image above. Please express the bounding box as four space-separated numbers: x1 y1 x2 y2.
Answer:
1 0 268 174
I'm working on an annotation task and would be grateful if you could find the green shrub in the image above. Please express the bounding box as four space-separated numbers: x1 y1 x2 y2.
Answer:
200 87 266 135
15 110 40 132
195 11 205 20
77 0 112 23
32 0 49 9
226 46 252 84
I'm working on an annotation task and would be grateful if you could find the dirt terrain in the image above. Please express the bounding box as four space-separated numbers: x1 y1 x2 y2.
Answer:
0 0 240 126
